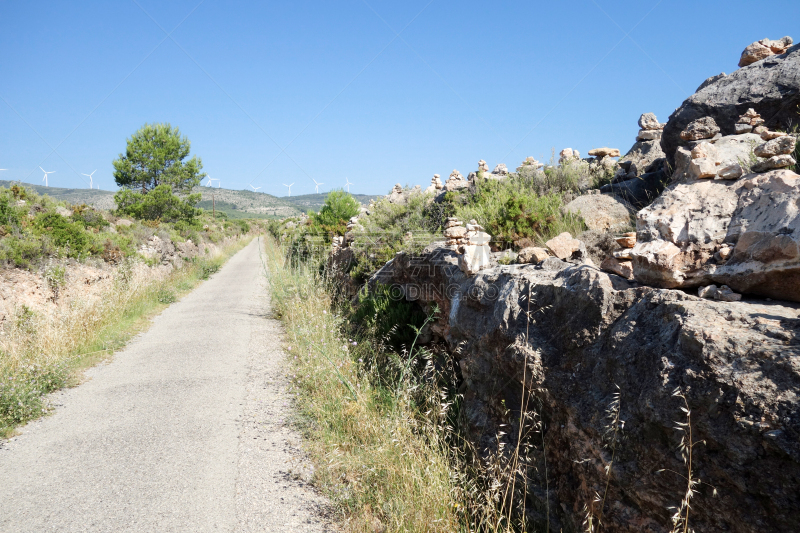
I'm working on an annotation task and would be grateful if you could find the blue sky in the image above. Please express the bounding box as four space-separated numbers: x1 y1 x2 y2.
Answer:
1 1 797 196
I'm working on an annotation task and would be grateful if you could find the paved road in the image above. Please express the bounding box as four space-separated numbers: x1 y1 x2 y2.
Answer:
0 239 330 532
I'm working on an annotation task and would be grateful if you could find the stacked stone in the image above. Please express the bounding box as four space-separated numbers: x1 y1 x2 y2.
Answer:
444 169 469 192
458 220 494 276
688 141 745 180
344 215 361 244
735 108 767 134
738 36 793 68
478 160 489 172
443 217 468 246
517 156 544 171
492 163 508 176
600 231 636 279
424 174 444 194
752 131 797 172
588 147 620 180
636 112 665 141
558 148 580 164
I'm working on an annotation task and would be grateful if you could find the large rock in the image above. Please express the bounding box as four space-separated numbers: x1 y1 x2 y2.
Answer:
545 232 581 260
632 168 800 302
754 135 796 157
618 139 665 180
670 133 763 182
708 169 800 299
381 248 800 533
563 193 634 231
662 44 800 170
738 36 793 67
588 147 620 158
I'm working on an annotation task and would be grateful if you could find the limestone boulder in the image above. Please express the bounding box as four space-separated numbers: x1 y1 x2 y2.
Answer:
671 133 763 182
445 170 469 192
752 154 796 172
458 244 493 276
517 246 550 264
638 112 664 130
599 256 633 279
631 179 742 288
738 36 793 67
754 135 796 157
680 117 720 141
708 169 800 300
563 194 634 232
632 167 800 302
546 232 582 260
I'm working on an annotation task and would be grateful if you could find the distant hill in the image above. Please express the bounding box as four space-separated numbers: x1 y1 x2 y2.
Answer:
281 193 380 212
1 181 380 219
0 180 118 210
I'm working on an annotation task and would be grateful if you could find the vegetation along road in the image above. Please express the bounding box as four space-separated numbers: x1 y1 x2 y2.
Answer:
0 239 330 532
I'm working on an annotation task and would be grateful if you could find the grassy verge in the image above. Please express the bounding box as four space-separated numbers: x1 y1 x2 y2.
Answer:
0 236 253 438
264 236 462 532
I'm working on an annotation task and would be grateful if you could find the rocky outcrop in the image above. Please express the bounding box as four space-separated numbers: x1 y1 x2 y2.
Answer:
631 168 800 302
661 43 800 169
379 247 800 532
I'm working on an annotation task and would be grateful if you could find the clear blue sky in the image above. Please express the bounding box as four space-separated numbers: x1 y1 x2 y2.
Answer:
1 1 797 196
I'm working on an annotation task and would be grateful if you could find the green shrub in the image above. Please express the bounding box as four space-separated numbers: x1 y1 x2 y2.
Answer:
350 284 427 351
311 189 360 237
71 204 109 230
33 212 88 256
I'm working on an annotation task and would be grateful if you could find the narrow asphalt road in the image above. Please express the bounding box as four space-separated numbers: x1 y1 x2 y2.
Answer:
0 239 330 532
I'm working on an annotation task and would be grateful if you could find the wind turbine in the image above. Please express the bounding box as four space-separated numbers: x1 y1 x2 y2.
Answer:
249 181 261 192
312 178 324 194
344 177 353 192
82 170 97 189
205 176 219 187
39 166 55 187
283 183 294 196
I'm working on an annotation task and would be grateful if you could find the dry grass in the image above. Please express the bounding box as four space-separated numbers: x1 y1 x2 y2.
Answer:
0 237 252 437
264 236 460 532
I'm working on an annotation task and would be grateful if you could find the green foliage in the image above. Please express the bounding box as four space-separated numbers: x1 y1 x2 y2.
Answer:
350 284 427 350
115 184 200 222
453 175 585 248
156 287 177 304
791 135 800 173
70 204 109 230
311 189 360 237
33 212 88 256
113 123 203 222
0 363 69 434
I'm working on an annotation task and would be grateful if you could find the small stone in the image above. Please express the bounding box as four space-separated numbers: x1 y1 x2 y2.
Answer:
753 125 768 135
545 232 582 260
751 154 796 172
636 129 662 141
444 226 467 239
517 247 550 264
716 161 744 180
588 147 621 158
638 112 664 131
754 136 796 157
616 232 637 248
600 256 633 279
735 123 754 134
718 245 732 260
465 223 485 232
717 285 743 302
680 117 720 141
689 157 718 179
761 130 790 141
691 141 717 160
559 148 578 163
613 249 632 260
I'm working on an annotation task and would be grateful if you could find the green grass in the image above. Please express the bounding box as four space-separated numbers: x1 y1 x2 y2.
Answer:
0 237 251 438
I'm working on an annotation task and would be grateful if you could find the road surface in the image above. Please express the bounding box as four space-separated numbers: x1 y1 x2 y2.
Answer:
0 238 330 532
